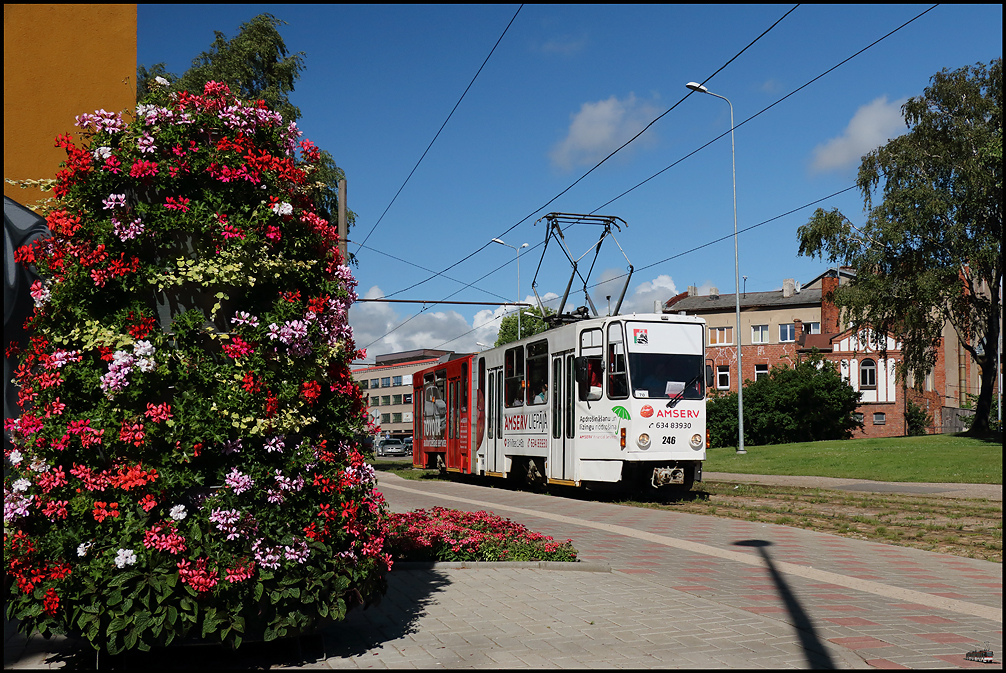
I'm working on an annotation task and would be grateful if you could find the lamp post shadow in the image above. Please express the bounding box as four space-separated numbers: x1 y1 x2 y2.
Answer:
733 539 836 670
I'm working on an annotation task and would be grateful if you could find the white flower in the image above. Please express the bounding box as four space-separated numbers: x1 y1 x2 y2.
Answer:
77 541 93 557
270 201 293 216
93 146 113 161
169 505 187 521
9 450 23 465
30 459 49 473
154 76 170 87
12 478 31 492
133 340 155 357
136 358 156 373
114 548 137 569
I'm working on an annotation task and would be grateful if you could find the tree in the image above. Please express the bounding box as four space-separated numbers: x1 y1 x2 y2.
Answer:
494 306 553 347
798 59 1001 436
138 14 357 262
707 356 862 447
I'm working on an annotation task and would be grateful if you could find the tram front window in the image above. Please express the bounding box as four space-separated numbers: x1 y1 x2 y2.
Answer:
628 353 704 399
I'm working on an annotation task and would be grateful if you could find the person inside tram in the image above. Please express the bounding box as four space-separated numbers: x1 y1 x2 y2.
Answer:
532 380 548 404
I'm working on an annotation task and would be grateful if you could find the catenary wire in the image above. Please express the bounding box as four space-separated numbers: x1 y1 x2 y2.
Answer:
353 4 523 254
360 5 934 352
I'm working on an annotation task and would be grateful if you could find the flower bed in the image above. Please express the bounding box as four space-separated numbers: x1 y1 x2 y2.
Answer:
4 82 386 653
385 508 578 563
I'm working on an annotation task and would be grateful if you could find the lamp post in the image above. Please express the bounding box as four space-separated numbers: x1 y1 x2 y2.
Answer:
686 81 745 454
491 238 529 341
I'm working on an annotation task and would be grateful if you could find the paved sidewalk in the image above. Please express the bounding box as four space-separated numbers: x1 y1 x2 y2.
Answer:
5 473 1002 669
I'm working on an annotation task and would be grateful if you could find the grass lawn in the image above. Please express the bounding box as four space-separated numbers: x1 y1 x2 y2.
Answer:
704 433 1002 484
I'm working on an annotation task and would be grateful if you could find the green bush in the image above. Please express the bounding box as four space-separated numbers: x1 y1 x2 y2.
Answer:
905 399 933 436
708 355 862 447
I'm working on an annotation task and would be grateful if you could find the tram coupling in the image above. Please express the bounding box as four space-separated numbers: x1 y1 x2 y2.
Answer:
652 466 686 488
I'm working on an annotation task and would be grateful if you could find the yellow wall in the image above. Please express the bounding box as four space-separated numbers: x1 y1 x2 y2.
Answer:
4 4 137 208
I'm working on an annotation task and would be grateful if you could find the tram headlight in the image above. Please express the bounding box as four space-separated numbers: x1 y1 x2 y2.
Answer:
689 433 703 449
636 433 651 450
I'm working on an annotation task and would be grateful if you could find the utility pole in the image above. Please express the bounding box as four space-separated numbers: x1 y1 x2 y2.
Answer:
338 179 347 263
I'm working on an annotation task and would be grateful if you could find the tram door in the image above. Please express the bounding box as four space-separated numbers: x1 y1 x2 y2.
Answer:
447 375 460 470
549 352 575 481
486 368 504 475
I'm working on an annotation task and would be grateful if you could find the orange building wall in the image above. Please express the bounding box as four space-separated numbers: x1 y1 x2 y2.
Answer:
4 4 137 208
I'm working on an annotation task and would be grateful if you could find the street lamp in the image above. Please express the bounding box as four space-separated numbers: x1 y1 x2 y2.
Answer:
686 81 746 454
491 238 529 341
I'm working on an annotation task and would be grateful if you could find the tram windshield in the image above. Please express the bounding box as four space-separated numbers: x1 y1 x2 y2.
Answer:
624 321 704 400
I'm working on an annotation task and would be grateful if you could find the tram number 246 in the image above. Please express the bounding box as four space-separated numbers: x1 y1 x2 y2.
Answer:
661 436 676 445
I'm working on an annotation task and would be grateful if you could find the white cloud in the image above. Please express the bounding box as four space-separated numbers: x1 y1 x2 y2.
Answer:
811 96 906 172
540 33 587 56
549 93 659 171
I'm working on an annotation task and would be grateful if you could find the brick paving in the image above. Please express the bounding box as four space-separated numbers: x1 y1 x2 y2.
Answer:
4 471 1001 669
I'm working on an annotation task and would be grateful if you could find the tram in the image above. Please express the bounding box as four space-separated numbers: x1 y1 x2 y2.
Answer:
412 312 710 491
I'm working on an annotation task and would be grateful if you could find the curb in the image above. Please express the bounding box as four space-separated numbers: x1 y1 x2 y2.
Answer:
392 560 611 572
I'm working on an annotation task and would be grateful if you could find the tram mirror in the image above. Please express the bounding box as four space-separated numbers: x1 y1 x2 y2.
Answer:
705 364 714 388
574 357 588 383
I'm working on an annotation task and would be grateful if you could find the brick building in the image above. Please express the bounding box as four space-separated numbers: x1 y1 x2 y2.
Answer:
664 269 983 437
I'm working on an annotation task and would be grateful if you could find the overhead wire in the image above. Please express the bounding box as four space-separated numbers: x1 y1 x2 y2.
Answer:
353 4 523 254
360 4 938 355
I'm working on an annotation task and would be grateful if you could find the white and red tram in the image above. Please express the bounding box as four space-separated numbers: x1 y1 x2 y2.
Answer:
412 312 710 491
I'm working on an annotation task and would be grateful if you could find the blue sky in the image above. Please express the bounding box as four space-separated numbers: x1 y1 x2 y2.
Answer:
138 4 1002 363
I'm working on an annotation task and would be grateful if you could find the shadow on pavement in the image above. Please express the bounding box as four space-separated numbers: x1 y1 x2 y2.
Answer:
733 539 836 670
5 570 451 669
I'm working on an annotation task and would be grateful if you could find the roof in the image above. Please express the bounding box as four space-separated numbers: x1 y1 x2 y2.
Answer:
666 287 822 313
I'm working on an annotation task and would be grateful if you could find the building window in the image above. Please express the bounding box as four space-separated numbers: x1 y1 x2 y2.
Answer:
381 377 391 388
754 364 769 381
779 324 795 342
853 412 864 424
403 393 413 405
371 397 380 407
381 413 391 424
860 359 877 389
392 412 402 424
370 379 380 389
873 412 886 425
709 326 733 346
392 375 402 387
806 322 821 335
751 325 769 344
360 379 369 390
381 395 391 406
717 365 730 390
392 394 402 406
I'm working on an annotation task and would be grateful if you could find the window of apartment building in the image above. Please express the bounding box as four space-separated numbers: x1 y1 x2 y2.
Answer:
392 394 402 405
716 365 730 390
805 322 821 334
709 326 733 346
359 379 368 390
779 323 795 342
371 396 380 407
860 359 877 389
381 413 391 424
754 364 769 381
381 395 391 406
751 325 769 344
392 413 402 424
873 412 886 425
381 377 390 388
403 393 413 405
370 379 379 389
392 375 402 387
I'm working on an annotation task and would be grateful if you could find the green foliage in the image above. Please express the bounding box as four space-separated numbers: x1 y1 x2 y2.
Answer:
137 13 357 264
797 58 1002 436
904 399 933 436
494 305 553 346
704 434 1002 484
707 356 862 447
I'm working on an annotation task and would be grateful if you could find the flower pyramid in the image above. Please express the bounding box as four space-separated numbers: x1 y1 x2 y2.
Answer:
5 82 388 653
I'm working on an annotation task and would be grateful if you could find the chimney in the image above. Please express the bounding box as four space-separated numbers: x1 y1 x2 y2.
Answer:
782 278 795 298
708 287 719 300
821 273 840 333
794 319 804 344
687 285 698 297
